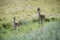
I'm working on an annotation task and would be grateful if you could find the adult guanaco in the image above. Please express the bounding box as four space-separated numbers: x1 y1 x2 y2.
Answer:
37 8 45 26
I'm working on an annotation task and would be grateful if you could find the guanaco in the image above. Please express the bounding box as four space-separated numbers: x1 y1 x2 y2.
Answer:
13 18 19 30
37 8 45 26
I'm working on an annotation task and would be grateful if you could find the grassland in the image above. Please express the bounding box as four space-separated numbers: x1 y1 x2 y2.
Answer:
0 0 60 21
0 0 60 40
0 20 60 40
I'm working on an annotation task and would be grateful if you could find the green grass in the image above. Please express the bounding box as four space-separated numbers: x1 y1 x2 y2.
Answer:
0 0 60 40
0 20 60 40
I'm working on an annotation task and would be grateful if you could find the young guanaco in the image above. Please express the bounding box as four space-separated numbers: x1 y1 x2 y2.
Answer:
13 18 19 30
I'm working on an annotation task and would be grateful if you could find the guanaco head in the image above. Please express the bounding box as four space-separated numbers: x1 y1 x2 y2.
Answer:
13 18 15 20
37 8 40 11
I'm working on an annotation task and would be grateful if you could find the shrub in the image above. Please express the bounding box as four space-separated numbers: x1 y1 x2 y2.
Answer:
50 17 58 21
44 17 58 22
0 23 3 30
0 18 2 21
44 18 50 22
32 18 38 22
2 23 11 29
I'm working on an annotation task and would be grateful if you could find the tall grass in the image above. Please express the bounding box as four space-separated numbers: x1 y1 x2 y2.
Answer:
0 19 60 40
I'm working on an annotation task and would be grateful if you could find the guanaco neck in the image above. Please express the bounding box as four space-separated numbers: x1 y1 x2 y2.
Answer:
13 18 16 26
38 8 40 18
